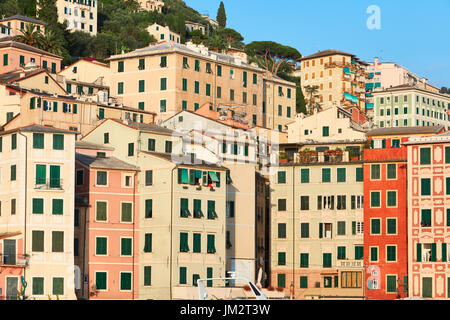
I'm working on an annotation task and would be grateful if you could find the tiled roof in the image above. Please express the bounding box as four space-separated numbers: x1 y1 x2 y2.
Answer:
0 15 46 25
367 126 444 136
125 121 176 135
300 49 355 61
75 141 115 151
0 40 62 59
0 124 78 136
76 153 139 171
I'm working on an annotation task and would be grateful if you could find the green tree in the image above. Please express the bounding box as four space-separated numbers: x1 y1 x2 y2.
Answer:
204 34 226 52
216 1 226 28
15 23 41 46
218 28 243 49
36 0 58 26
0 0 20 18
245 41 302 76
39 29 64 55
440 87 448 94
303 85 322 115
176 12 186 43
187 29 207 45
19 0 37 17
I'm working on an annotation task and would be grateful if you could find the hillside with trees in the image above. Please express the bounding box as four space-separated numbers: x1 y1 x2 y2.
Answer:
0 0 306 113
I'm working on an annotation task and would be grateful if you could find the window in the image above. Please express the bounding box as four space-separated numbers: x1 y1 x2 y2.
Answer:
341 271 362 288
420 148 431 165
387 164 397 179
300 276 308 288
277 274 286 288
301 169 309 183
370 191 381 208
96 272 107 290
421 209 431 227
32 277 44 295
52 278 64 296
32 230 44 252
193 199 203 218
322 168 331 182
207 201 218 219
319 223 332 239
278 252 286 265
160 78 167 91
355 246 363 260
160 56 167 68
10 164 16 181
387 191 397 207
371 218 381 234
278 223 286 238
165 141 172 153
322 126 329 137
145 170 153 186
300 196 309 210
121 203 132 222
121 238 132 256
118 82 124 94
118 61 124 72
52 199 63 215
370 247 378 261
144 266 151 286
33 133 44 149
139 80 145 92
96 201 107 221
278 199 286 211
387 218 397 234
97 171 107 185
337 195 346 210
120 272 132 291
194 59 200 71
180 232 189 252
300 253 309 268
337 168 346 182
277 171 286 183
356 167 363 181
96 237 107 255
300 223 309 238
179 267 187 284
337 221 346 235
32 198 44 214
226 201 234 218
128 143 134 156
386 275 397 293
323 253 332 268
337 246 346 259
421 178 431 196
371 164 381 180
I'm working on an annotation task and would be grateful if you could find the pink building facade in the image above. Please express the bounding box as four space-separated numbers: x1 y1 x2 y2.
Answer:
75 143 140 300
0 233 26 300
406 132 450 299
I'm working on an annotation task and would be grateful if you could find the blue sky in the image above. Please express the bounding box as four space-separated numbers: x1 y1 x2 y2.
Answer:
185 0 450 88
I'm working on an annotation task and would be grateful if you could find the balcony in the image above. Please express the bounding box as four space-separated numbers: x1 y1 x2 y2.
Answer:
281 150 361 164
34 179 63 190
0 254 29 267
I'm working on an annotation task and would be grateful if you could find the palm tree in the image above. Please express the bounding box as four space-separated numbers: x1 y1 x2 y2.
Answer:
15 23 42 47
304 85 322 115
38 29 63 55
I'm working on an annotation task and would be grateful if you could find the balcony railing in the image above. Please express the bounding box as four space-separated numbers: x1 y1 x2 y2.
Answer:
282 151 362 164
0 254 29 267
34 179 63 190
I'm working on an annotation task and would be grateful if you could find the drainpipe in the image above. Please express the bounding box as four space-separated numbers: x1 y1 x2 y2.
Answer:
169 166 176 300
132 171 137 300
18 132 27 291
82 206 87 299
291 166 295 299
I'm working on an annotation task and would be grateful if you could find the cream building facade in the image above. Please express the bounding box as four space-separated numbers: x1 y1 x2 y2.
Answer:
54 0 98 35
147 23 180 43
80 119 227 299
0 125 77 299
138 0 164 13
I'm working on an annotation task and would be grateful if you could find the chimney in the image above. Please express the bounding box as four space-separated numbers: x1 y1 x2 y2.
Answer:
374 57 379 65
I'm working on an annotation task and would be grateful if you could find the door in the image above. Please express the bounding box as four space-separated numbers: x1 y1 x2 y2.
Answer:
50 165 60 188
3 239 16 265
6 277 18 300
422 277 433 298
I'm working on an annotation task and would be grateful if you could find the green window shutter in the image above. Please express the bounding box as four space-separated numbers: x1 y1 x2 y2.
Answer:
53 102 58 112
98 108 105 119
443 243 447 262
145 199 152 218
179 267 187 284
278 252 286 265
447 209 450 227
386 276 397 292
322 168 331 182
421 178 431 196
96 237 107 255
387 164 396 179
337 246 346 259
160 99 166 112
120 273 132 290
319 223 323 238
300 276 308 288
144 233 152 252
96 201 107 221
96 272 107 290
387 246 396 261
356 168 364 182
52 231 64 252
194 59 199 71
387 191 397 207
121 203 132 222
128 143 134 156
278 223 286 238
371 164 380 179
32 230 44 252
33 133 44 149
30 97 36 109
301 169 309 183
73 104 77 114
121 238 132 255
387 218 397 234
3 53 8 66
420 148 431 165
36 164 46 184
371 219 380 234
182 78 187 91
337 168 346 182
180 232 189 252
160 56 167 67
382 139 386 148
278 199 286 211
144 266 151 286
52 199 63 215
53 134 64 150
118 82 124 94
193 233 201 253
32 277 44 295
20 55 25 66
97 171 107 185
446 147 450 164
32 198 44 214
370 191 380 207
207 235 216 253
52 278 64 295
300 253 309 268
352 221 356 234
355 246 363 260
322 126 329 137
206 83 211 96
138 102 145 110
118 61 124 72
337 221 346 235
207 267 213 287
323 253 332 268
138 80 145 92
217 65 222 76
160 78 167 91
277 274 286 288
431 243 437 262
447 178 450 195
0 136 3 152
10 164 16 181
11 134 16 150
300 223 309 238
194 81 199 94
49 165 60 188
417 243 422 262
51 63 56 74
277 171 286 183
370 247 378 261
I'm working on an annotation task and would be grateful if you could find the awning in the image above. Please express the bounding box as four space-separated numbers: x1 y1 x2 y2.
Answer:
374 82 381 88
365 93 373 97
0 232 21 240
209 171 219 182
343 67 351 75
366 103 374 109
368 73 374 79
366 83 374 90
195 170 202 179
